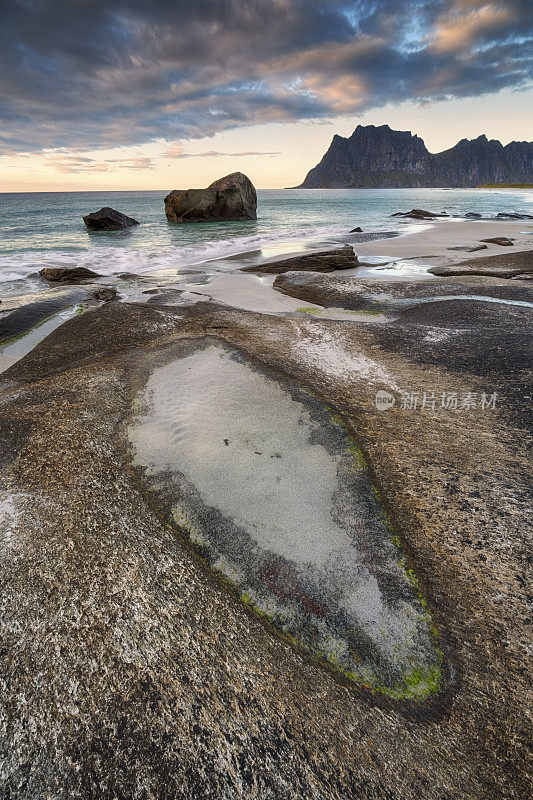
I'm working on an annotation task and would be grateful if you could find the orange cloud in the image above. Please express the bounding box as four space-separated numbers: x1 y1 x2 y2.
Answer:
429 2 512 53
163 141 279 158
164 142 185 158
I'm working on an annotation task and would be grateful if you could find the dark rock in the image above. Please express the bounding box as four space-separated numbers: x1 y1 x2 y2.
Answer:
39 266 102 283
447 245 488 253
91 288 117 302
0 288 91 343
273 271 387 311
350 226 363 233
392 209 449 220
297 124 533 188
83 207 139 230
145 290 191 306
428 250 532 278
429 265 520 278
465 212 482 218
164 172 257 222
273 270 533 310
496 212 533 220
347 231 399 242
480 237 514 246
241 246 357 275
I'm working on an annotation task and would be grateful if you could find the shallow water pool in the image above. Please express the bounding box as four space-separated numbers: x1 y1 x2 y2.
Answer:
128 342 441 697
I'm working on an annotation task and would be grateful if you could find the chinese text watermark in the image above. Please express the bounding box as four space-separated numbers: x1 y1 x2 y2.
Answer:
374 389 498 412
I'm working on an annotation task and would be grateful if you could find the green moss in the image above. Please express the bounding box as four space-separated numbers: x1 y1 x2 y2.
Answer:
296 306 323 315
347 442 367 470
245 588 443 700
329 412 368 471
240 592 276 623
390 534 401 548
327 651 342 668
406 567 418 588
391 663 442 699
398 556 420 589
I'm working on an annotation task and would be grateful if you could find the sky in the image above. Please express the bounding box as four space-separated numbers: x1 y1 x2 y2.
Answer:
1 0 532 191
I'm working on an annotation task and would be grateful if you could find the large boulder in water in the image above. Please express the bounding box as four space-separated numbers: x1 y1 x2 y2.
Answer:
164 172 257 222
83 207 139 230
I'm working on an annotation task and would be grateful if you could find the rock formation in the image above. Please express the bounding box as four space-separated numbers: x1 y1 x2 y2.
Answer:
297 125 533 188
480 237 514 246
39 266 101 283
392 209 449 220
241 246 357 274
83 207 139 230
0 283 531 798
427 250 533 278
165 172 257 222
273 266 533 308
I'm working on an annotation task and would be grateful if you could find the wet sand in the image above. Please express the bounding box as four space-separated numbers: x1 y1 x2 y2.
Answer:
354 219 533 264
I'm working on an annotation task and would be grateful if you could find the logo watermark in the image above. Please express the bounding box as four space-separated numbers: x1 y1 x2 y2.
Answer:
375 390 396 411
375 390 498 412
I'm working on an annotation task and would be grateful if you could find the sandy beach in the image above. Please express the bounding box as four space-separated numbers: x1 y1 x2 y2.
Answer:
354 219 533 263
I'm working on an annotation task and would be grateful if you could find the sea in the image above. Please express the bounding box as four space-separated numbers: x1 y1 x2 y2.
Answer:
1 187 532 297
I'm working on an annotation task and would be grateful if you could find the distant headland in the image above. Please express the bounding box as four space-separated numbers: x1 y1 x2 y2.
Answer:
297 125 533 188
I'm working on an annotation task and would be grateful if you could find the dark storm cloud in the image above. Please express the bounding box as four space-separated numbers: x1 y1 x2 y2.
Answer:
1 0 531 153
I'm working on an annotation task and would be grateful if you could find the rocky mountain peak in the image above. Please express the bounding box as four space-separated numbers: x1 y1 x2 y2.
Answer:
298 125 533 188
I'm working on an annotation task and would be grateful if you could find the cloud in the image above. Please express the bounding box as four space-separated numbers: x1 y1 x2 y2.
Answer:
44 153 153 173
163 142 279 158
1 0 531 154
107 156 154 169
164 142 186 158
428 1 513 53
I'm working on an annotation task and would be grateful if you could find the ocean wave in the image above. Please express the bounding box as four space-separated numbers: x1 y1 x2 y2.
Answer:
0 222 352 284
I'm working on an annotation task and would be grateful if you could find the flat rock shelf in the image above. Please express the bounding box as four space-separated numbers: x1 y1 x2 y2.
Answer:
127 341 441 699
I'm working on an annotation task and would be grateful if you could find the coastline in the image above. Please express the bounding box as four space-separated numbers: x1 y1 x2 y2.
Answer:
1 218 532 331
353 219 533 264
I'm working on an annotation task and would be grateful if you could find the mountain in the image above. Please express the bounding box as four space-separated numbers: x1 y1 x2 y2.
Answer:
297 125 533 188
